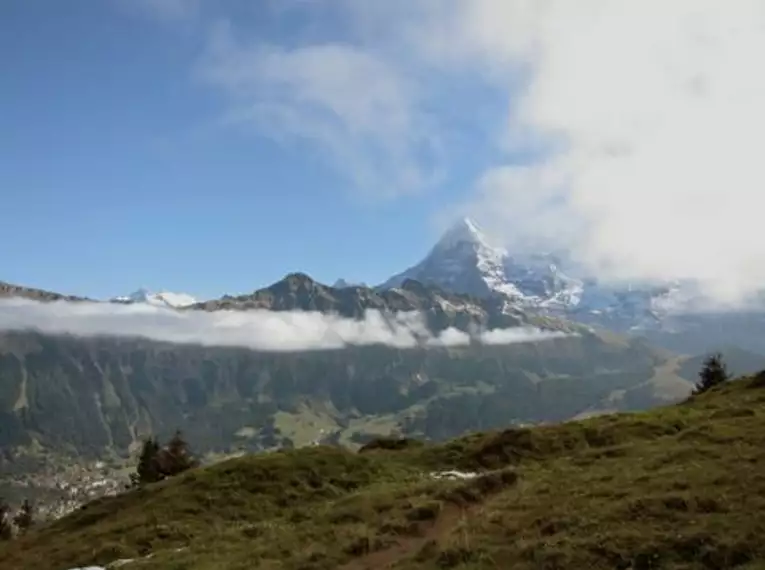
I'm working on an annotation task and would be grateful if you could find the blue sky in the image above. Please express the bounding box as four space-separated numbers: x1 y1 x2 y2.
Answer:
1 0 509 300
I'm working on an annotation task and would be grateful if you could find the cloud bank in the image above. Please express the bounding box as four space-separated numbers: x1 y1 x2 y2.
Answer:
0 299 569 352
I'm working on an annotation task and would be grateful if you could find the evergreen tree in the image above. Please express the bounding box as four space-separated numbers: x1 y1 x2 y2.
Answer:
130 437 162 487
0 498 12 541
158 430 199 477
13 499 34 533
130 431 199 487
693 352 729 395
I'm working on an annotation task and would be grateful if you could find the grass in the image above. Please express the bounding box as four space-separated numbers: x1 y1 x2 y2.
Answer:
3 375 765 569
272 407 341 447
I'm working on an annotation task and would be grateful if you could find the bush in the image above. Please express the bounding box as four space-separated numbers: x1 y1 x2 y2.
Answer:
358 437 423 453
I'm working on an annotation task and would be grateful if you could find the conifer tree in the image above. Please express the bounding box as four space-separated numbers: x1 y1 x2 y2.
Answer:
13 499 34 533
0 498 12 541
130 437 162 487
159 430 199 477
693 352 729 395
130 431 200 487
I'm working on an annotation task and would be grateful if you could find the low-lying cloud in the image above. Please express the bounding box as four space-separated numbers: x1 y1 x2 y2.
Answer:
0 299 570 352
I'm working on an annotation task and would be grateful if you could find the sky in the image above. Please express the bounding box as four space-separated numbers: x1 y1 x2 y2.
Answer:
3 1 765 304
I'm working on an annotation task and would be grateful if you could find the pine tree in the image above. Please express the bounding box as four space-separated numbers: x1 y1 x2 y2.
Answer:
693 352 729 395
0 498 12 541
13 499 34 533
158 430 199 477
130 437 162 487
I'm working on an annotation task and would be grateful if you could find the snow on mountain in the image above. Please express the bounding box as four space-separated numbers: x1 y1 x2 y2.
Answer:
111 288 197 308
380 218 582 308
378 217 706 333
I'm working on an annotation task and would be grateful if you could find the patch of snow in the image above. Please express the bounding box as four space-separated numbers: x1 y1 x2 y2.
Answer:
430 470 480 480
111 288 197 308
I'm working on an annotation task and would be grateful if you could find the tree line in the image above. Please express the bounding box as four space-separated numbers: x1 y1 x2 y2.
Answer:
130 429 199 487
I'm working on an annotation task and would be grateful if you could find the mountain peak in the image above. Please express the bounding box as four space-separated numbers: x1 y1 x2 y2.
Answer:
282 272 318 286
436 217 494 251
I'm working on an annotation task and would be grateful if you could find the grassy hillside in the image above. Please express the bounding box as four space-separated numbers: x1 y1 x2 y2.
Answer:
2 373 764 570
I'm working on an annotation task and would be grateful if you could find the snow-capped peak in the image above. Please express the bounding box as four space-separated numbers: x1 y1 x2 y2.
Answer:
379 216 587 310
111 288 197 308
434 217 498 253
380 217 526 299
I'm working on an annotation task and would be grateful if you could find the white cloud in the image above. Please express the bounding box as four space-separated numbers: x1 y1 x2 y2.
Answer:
0 299 567 352
431 0 765 303
198 23 443 197
481 326 569 345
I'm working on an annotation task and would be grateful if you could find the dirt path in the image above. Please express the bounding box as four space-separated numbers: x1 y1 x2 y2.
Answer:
337 504 473 570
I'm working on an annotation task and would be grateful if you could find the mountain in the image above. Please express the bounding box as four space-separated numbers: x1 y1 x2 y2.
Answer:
380 219 765 355
111 288 197 308
0 274 690 506
332 278 367 289
3 373 764 570
0 281 88 303
381 218 587 310
384 218 534 300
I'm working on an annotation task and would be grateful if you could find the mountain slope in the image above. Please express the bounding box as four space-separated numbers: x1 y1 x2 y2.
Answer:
2 374 763 570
